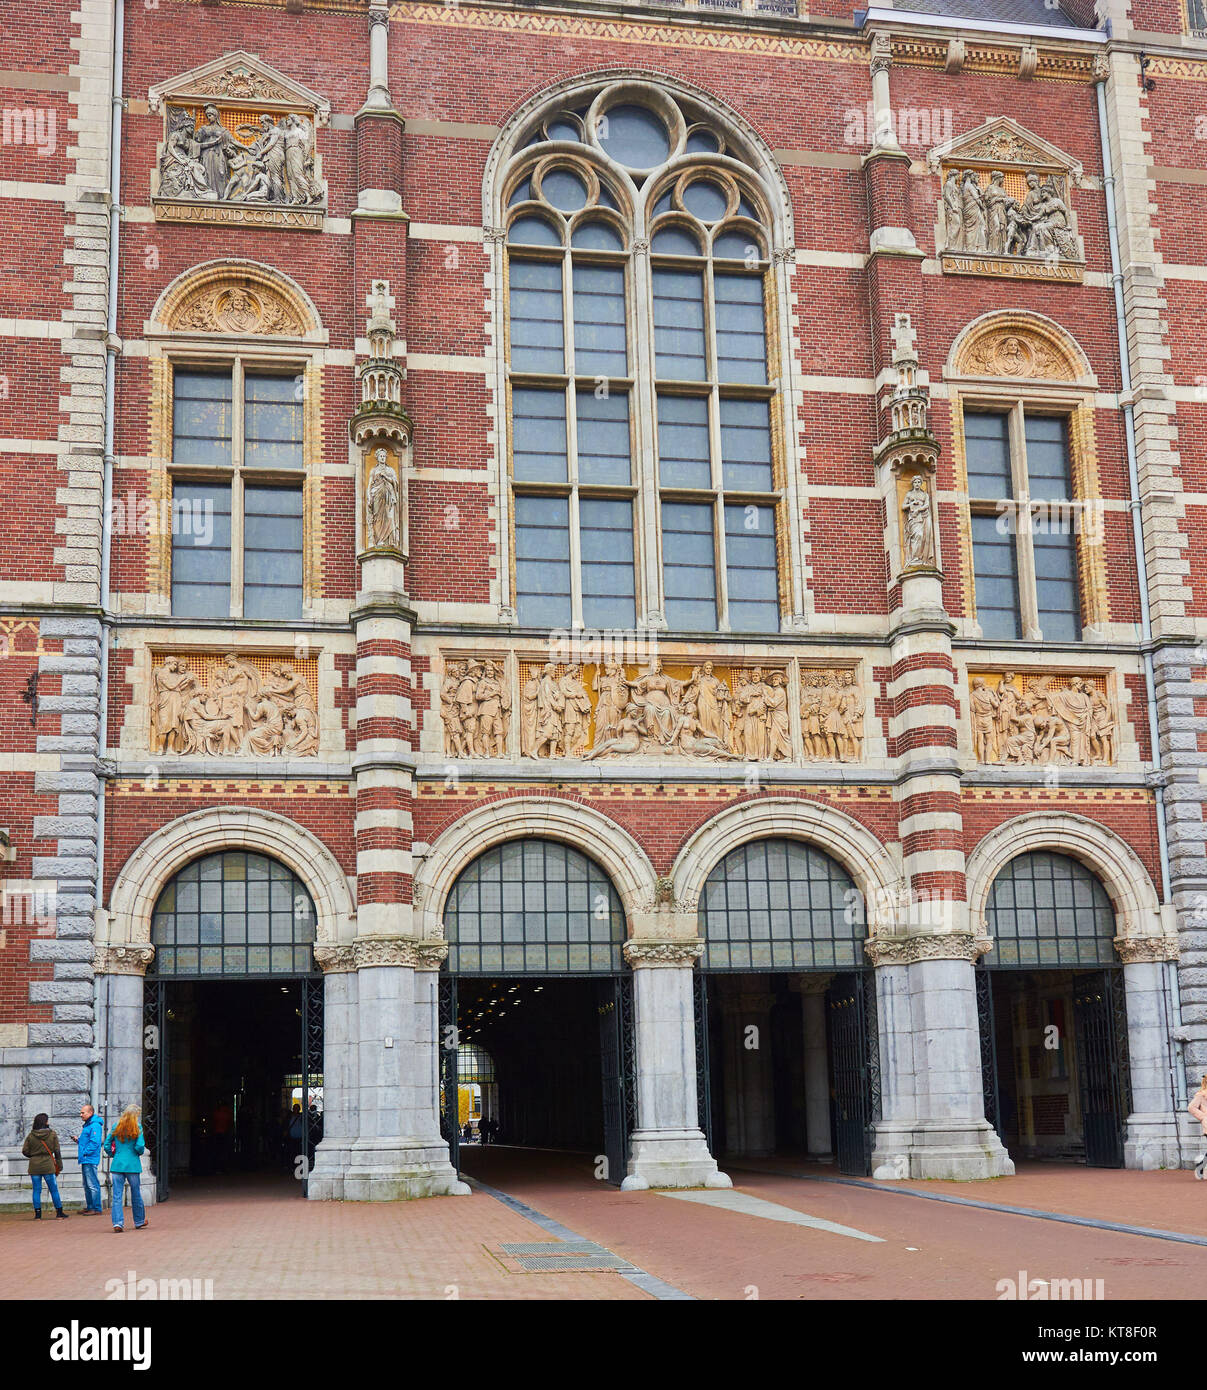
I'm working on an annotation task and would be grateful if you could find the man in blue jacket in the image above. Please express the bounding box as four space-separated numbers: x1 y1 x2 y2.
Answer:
77 1103 104 1213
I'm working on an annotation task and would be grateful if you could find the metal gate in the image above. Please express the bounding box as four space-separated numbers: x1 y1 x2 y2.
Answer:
438 973 460 1174
597 975 634 1187
142 978 170 1202
300 976 324 1193
692 971 713 1153
827 972 874 1176
975 966 1000 1133
1074 970 1130 1169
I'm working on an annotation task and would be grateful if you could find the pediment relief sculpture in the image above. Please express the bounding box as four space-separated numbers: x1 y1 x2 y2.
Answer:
150 652 319 758
956 324 1075 381
968 671 1117 766
166 277 306 337
151 53 328 230
931 119 1084 283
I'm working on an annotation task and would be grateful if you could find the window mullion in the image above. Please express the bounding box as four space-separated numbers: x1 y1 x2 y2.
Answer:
230 357 246 618
634 246 662 627
564 249 585 627
1010 401 1040 640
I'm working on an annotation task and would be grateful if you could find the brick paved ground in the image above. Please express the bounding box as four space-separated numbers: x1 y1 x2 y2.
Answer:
2 1150 1204 1301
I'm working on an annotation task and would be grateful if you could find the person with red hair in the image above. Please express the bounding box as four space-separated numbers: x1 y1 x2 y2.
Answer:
104 1104 148 1233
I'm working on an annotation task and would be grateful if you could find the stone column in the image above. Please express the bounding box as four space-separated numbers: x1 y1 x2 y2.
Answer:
621 941 729 1191
867 936 1013 1180
719 980 777 1159
1118 937 1191 1169
93 945 155 1205
308 944 357 1200
343 939 468 1200
792 975 833 1159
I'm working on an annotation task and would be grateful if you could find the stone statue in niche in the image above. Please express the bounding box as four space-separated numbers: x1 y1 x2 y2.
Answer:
900 475 936 569
149 654 319 757
970 672 1117 766
366 447 400 550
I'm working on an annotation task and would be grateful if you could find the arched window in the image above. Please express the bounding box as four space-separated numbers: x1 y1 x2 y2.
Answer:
699 838 860 971
986 851 1116 968
150 850 317 976
444 839 625 974
502 83 782 634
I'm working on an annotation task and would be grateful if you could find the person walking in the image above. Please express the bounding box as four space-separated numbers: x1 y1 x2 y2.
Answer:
22 1113 68 1220
77 1103 104 1214
104 1104 148 1232
1190 1075 1207 1179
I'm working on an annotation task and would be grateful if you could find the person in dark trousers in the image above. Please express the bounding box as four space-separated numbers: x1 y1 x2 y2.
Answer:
77 1103 104 1213
22 1113 68 1220
480 1117 490 1145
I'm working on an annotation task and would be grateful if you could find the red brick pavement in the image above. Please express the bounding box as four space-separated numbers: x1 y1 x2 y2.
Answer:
2 1152 1204 1301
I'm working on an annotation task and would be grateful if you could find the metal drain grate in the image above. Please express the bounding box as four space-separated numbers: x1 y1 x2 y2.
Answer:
498 1240 636 1273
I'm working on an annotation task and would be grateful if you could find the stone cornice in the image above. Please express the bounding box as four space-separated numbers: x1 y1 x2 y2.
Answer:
623 939 704 968
864 933 992 966
93 944 156 977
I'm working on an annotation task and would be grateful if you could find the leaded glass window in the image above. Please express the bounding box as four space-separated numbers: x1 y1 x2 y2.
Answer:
444 839 625 974
699 838 861 971
504 85 782 633
986 851 1116 968
170 365 305 620
964 406 1082 642
150 850 317 977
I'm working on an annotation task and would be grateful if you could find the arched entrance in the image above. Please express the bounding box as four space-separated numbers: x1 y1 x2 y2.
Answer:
439 838 633 1185
697 836 879 1176
978 850 1130 1168
142 850 324 1199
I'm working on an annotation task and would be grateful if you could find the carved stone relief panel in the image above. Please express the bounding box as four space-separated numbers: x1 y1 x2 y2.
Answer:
931 118 1084 283
436 654 867 765
149 651 319 758
798 666 864 763
149 52 329 231
440 656 512 759
968 670 1117 766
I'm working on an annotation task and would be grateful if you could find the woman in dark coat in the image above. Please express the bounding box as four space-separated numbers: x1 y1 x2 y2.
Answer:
22 1113 68 1219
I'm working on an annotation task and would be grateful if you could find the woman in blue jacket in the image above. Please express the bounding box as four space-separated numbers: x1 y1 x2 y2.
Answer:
104 1104 148 1233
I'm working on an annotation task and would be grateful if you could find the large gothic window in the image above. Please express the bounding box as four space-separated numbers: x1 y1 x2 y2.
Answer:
699 838 860 971
150 850 316 977
444 839 625 974
503 85 782 634
986 851 1116 968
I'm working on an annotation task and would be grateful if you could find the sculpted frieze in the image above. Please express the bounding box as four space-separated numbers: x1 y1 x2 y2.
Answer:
437 655 867 765
968 671 1117 767
150 652 319 758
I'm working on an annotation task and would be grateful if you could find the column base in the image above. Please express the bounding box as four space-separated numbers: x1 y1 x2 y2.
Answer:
1124 1112 1202 1171
337 1137 471 1201
620 1129 732 1191
871 1119 1015 1181
307 1140 354 1201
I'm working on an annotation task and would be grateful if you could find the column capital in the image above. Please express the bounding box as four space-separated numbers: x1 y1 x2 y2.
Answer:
352 937 448 970
864 932 992 966
1115 934 1179 964
623 939 703 969
93 943 155 976
314 943 358 974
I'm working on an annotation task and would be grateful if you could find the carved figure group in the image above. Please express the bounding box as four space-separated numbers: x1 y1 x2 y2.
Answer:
159 105 320 206
970 672 1116 766
798 668 864 763
441 659 511 758
943 167 1077 261
150 655 318 757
